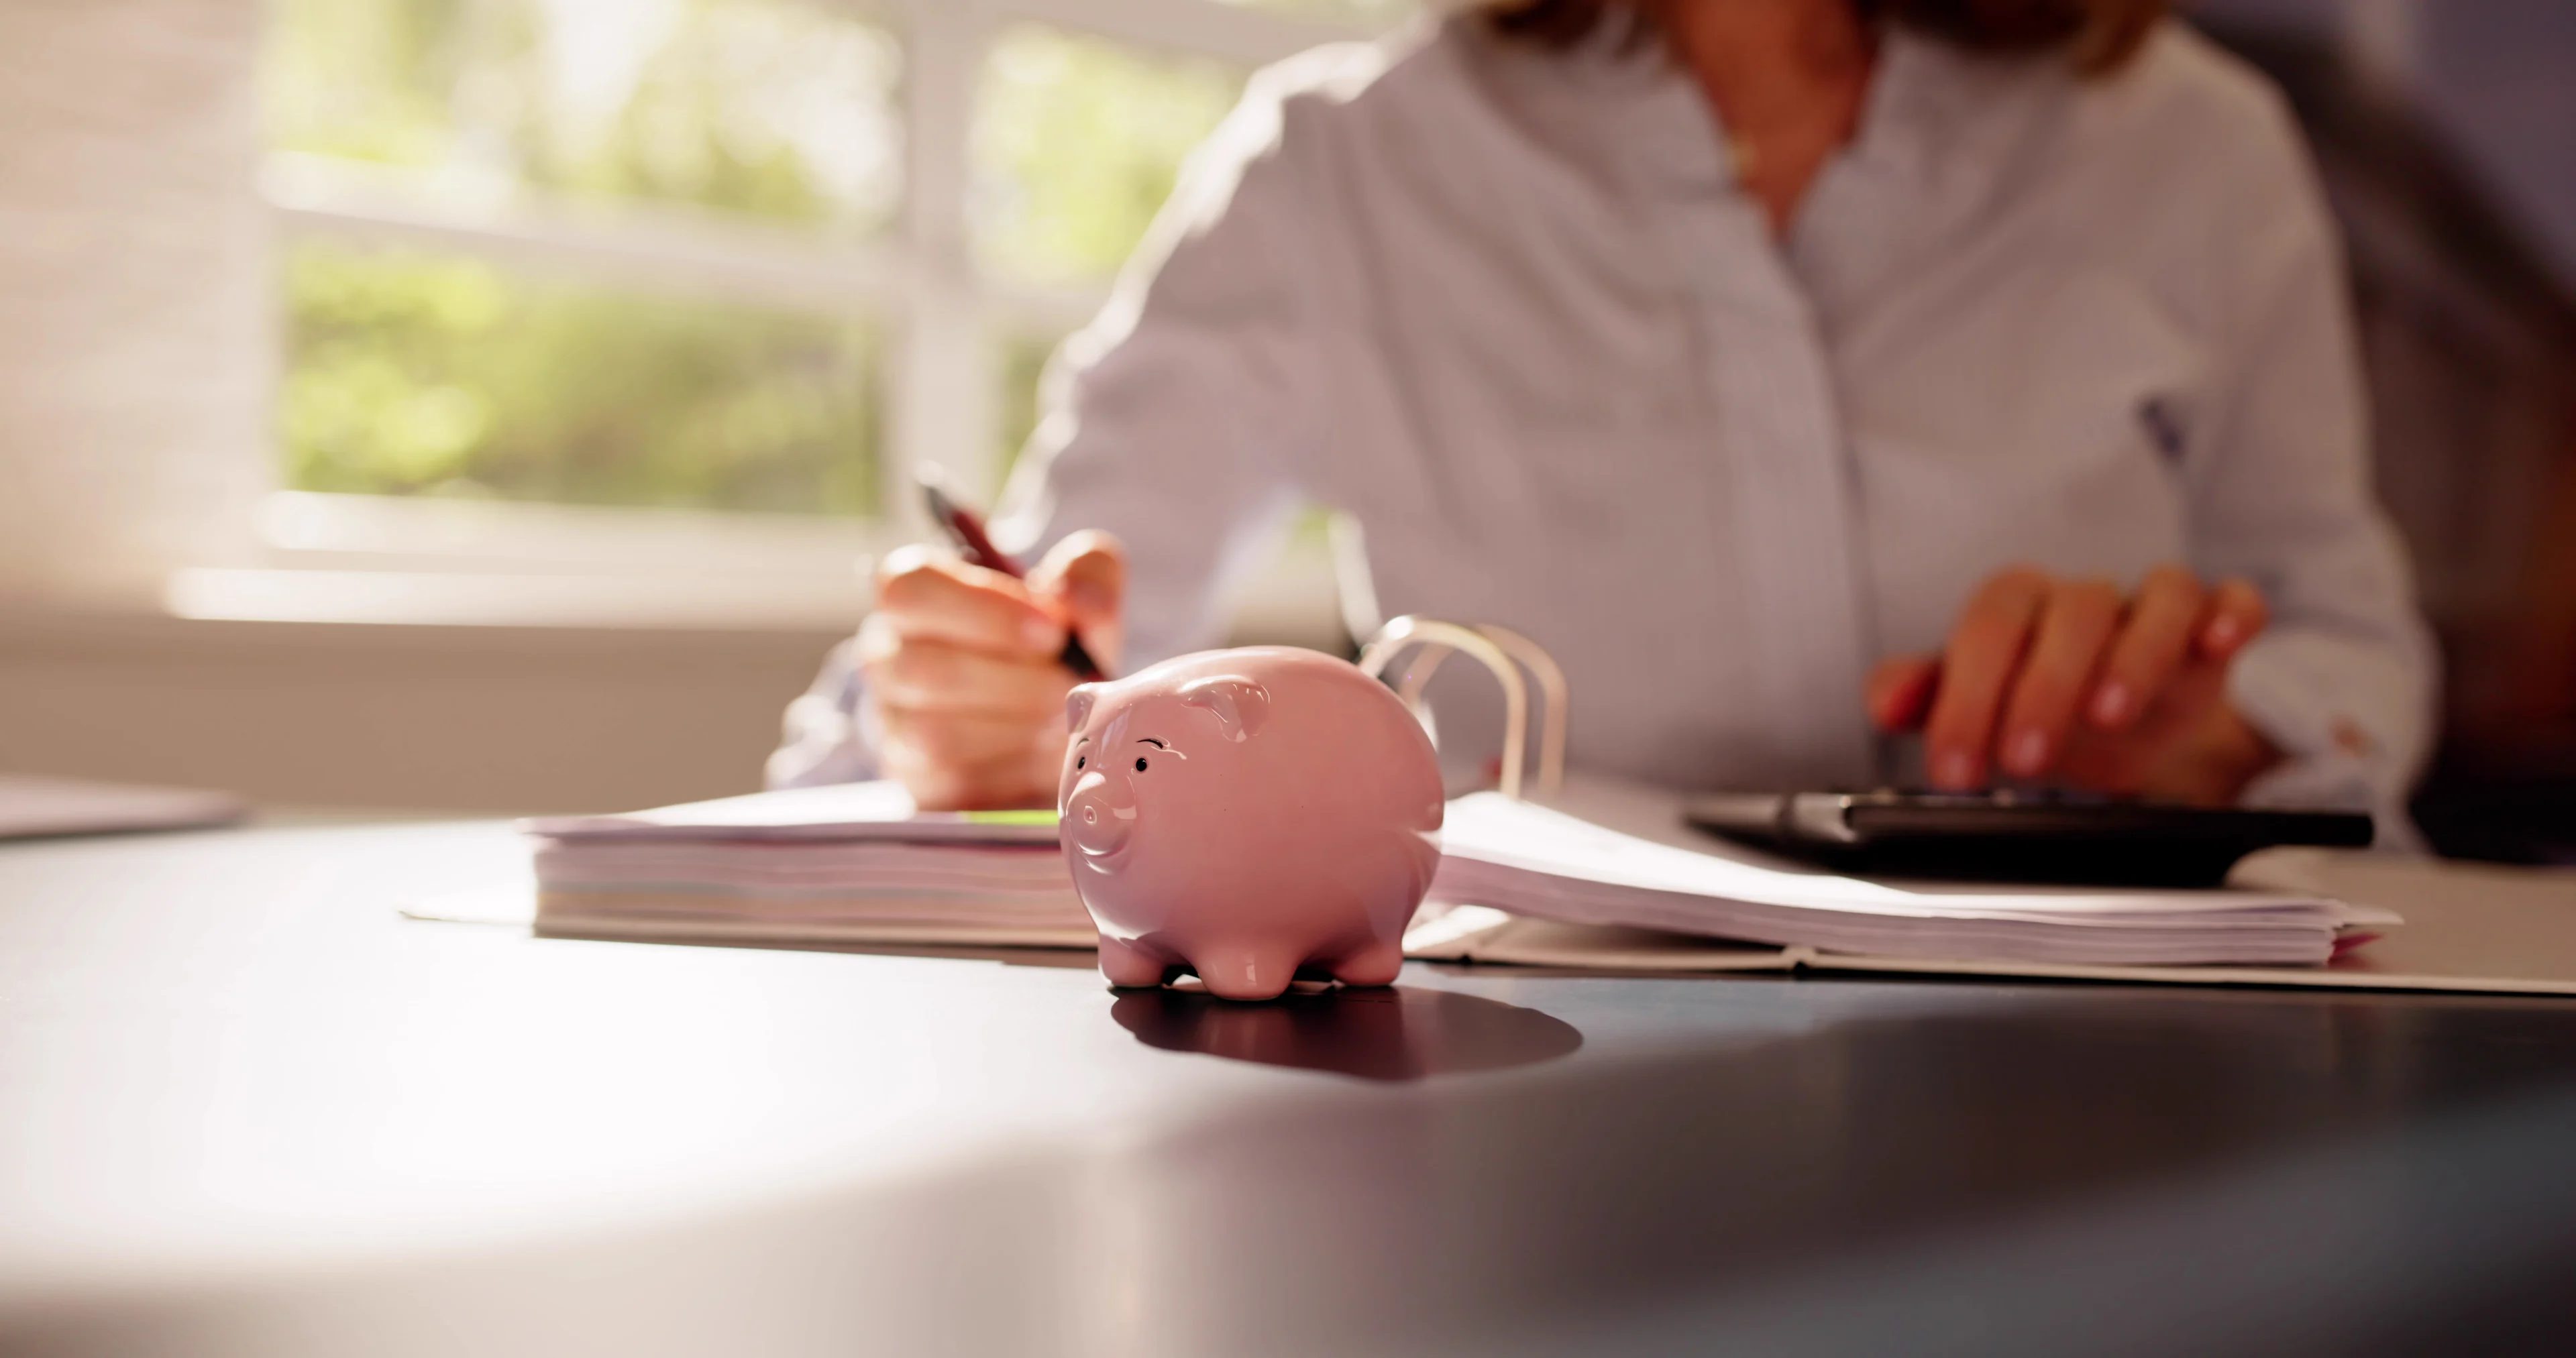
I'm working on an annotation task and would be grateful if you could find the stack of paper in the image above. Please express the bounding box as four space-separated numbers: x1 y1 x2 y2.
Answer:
1433 786 2392 967
515 774 2391 970
524 782 1095 948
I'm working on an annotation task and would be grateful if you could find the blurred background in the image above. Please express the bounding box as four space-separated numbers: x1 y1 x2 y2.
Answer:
0 0 2567 854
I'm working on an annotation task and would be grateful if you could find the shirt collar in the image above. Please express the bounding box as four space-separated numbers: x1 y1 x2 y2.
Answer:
1532 20 2041 205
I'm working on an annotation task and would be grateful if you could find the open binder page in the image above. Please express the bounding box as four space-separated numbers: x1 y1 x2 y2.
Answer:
1430 780 2387 967
1407 850 2576 997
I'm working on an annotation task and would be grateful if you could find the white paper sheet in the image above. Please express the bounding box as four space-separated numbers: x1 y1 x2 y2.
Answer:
1434 783 2384 967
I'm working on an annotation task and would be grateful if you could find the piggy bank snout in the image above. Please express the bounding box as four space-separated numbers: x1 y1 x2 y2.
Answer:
1064 772 1136 859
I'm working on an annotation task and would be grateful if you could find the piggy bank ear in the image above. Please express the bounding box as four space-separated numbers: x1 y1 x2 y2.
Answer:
1178 676 1269 742
1065 685 1099 735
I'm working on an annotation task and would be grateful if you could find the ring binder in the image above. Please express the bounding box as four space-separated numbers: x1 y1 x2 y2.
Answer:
1356 616 1568 800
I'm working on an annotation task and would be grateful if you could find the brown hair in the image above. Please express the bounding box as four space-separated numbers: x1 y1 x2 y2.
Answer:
1489 0 2168 75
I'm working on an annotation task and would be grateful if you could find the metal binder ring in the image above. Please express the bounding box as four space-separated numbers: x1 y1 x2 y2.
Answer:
1356 616 1566 801
1463 623 1568 795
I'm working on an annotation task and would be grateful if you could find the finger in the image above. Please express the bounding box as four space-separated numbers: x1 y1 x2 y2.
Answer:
1924 567 2051 789
872 544 1063 659
1996 580 2123 778
1866 656 1941 732
1024 529 1128 675
2088 566 2202 731
874 705 1062 771
2195 578 2268 659
862 634 1073 716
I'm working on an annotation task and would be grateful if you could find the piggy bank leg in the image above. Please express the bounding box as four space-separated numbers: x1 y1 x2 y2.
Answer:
1326 940 1405 989
1193 946 1303 1003
1097 935 1175 989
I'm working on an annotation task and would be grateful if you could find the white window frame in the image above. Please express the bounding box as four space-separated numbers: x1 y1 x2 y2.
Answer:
209 0 1381 630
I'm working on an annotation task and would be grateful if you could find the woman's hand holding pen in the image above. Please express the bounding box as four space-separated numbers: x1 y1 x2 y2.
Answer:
1866 565 2283 807
859 531 1126 811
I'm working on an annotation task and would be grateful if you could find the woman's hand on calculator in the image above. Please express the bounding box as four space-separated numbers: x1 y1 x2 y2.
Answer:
1866 565 2283 806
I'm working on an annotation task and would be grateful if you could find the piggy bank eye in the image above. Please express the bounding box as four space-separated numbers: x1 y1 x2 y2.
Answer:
1075 754 1085 769
1134 756 1148 773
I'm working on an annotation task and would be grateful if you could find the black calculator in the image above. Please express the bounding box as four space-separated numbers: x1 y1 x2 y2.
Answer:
1684 789 2374 887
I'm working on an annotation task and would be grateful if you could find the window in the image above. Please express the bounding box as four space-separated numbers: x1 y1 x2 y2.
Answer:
974 23 1248 491
973 23 1246 286
264 0 904 234
282 242 883 514
266 0 902 520
249 0 1405 624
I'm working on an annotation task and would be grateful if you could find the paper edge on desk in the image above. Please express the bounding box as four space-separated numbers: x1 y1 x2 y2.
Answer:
1401 905 2576 997
1402 905 1798 973
405 885 537 926
404 885 1099 949
1804 952 2576 997
535 915 1100 950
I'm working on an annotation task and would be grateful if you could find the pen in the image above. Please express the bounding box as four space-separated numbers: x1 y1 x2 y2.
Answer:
918 473 1106 681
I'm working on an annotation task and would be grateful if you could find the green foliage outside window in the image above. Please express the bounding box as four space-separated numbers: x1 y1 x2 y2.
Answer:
973 25 1246 284
975 29 1247 485
284 243 879 514
265 1 1331 517
266 0 902 233
266 0 894 513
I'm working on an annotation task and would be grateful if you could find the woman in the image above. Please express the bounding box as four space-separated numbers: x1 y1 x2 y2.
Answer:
775 0 2432 833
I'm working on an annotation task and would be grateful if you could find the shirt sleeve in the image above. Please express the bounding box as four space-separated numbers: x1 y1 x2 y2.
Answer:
2182 92 2438 840
765 636 880 789
767 68 1332 788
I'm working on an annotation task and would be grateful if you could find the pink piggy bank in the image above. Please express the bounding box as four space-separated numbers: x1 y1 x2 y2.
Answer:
1058 646 1444 1001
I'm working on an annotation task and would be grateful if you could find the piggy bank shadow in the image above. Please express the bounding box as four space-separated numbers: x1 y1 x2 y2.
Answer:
1110 985 1583 1082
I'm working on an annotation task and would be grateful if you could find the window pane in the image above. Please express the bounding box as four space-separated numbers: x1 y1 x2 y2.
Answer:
282 241 879 515
265 0 902 235
971 26 1246 285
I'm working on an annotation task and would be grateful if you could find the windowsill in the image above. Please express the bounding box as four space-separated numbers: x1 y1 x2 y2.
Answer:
137 492 892 632
156 552 1345 646
254 491 892 575
124 492 1345 644
162 567 873 632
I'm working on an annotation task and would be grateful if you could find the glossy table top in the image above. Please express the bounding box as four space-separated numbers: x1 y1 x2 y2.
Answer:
4 821 2576 1357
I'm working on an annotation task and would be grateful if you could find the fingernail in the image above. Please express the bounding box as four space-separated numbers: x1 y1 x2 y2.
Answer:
2206 616 2239 649
2092 681 2131 726
1933 750 1976 788
2006 728 2049 777
1022 616 1059 650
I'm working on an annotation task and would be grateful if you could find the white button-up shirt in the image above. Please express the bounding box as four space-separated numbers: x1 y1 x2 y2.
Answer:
776 17 2433 826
